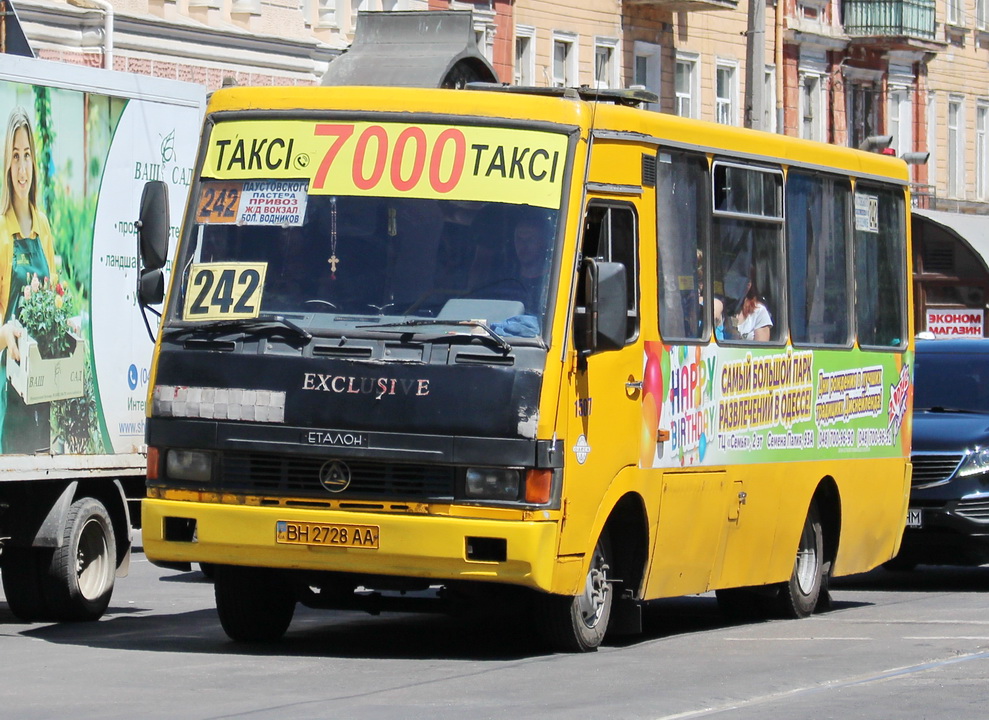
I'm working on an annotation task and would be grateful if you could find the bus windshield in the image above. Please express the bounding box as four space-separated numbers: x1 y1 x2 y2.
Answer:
174 192 560 339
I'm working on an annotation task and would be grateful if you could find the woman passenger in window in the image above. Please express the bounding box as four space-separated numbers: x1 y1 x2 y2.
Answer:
734 280 772 341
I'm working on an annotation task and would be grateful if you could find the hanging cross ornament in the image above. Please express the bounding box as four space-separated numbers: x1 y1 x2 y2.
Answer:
328 197 339 280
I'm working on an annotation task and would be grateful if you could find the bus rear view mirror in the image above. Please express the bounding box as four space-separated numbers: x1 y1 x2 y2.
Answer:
581 258 626 354
139 268 166 306
138 180 170 271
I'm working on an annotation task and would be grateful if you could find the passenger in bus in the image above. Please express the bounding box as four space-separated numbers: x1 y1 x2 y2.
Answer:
733 280 773 341
713 296 726 341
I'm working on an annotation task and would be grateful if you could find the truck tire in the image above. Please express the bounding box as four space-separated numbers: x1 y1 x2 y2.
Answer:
2 547 52 622
214 565 295 642
777 501 825 619
44 497 117 621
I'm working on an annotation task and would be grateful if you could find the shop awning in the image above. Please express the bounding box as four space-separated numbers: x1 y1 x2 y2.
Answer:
913 208 989 274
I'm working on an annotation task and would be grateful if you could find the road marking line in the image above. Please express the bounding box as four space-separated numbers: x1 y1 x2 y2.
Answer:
651 650 989 720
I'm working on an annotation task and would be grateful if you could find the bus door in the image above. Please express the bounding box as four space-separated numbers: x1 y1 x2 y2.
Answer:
560 200 641 556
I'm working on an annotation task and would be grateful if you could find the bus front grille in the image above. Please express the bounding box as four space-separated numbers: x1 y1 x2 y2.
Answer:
219 452 456 500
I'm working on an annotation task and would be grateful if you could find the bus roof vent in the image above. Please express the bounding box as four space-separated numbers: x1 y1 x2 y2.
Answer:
321 10 497 89
465 83 659 107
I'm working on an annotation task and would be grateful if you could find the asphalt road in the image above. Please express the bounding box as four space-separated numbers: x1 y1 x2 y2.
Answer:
2 539 988 720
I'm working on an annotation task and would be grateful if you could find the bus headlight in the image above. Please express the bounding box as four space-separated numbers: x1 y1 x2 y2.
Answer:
166 449 214 482
465 468 521 501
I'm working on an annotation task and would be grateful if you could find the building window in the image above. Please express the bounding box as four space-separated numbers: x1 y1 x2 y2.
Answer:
948 97 964 198
515 26 535 86
552 33 578 88
978 103 989 201
980 0 989 29
888 87 913 156
800 74 824 141
947 0 963 25
927 92 938 201
675 54 698 119
764 66 777 133
633 41 661 112
847 81 879 149
715 61 738 126
594 38 618 89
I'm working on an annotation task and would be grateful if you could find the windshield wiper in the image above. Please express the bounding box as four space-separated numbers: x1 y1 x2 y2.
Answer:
356 319 513 353
164 314 313 342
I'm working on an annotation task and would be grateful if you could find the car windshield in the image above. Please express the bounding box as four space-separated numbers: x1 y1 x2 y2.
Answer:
172 192 560 341
914 348 989 412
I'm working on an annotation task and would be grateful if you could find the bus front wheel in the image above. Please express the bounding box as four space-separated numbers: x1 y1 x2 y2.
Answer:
214 565 296 642
537 533 613 652
778 502 825 619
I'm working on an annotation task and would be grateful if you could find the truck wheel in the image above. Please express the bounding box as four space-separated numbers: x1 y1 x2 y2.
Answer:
777 502 824 619
214 565 295 642
2 547 52 621
537 533 613 652
44 497 117 621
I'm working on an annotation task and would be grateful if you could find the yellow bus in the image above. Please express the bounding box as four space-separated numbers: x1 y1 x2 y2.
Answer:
138 83 913 652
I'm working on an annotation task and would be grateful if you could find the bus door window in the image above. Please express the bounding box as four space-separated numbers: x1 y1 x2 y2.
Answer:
656 149 710 342
578 202 639 344
853 184 907 348
710 162 784 343
786 172 852 346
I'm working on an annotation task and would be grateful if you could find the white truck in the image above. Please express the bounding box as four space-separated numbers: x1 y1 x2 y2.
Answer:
0 54 204 621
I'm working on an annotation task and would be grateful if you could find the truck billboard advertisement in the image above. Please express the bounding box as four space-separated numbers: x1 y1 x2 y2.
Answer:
0 72 200 456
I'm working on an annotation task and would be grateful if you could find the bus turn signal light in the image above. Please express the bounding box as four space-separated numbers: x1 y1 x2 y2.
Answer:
525 469 553 504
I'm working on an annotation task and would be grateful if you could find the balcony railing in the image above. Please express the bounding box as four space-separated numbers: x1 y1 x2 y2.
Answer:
623 0 738 11
843 0 936 40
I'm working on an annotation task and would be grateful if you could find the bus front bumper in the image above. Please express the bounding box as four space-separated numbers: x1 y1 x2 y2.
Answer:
142 497 567 593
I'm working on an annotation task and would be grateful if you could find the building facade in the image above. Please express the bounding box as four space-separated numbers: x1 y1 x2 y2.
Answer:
8 0 989 334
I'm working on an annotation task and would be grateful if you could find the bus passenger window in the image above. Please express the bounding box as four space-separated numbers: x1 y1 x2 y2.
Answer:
854 186 906 348
786 172 852 346
711 161 784 343
656 150 710 342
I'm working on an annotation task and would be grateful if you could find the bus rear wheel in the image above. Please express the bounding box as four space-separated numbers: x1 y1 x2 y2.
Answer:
537 533 613 652
214 565 296 642
778 502 825 619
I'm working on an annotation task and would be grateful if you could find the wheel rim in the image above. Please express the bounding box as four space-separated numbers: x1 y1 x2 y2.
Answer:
76 518 111 600
794 518 819 596
577 543 610 629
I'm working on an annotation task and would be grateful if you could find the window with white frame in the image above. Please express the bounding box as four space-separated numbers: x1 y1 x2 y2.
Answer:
948 97 965 198
978 102 989 201
888 86 913 156
715 61 738 125
764 66 777 133
675 54 698 118
594 38 619 89
947 0 963 25
515 26 535 86
633 41 661 112
800 73 824 141
552 33 578 88
980 0 989 29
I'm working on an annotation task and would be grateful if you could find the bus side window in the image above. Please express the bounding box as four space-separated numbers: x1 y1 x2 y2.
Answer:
786 172 852 346
577 203 639 344
854 185 907 348
656 149 710 342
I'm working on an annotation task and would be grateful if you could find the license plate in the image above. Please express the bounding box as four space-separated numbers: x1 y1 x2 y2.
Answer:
906 508 923 528
276 521 379 549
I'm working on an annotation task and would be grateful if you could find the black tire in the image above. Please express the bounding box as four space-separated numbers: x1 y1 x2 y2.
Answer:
42 497 117 621
214 565 295 642
199 562 216 579
1 546 53 621
537 533 613 652
778 502 825 619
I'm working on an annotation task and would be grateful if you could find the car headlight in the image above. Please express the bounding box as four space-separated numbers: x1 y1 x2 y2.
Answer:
464 468 521 501
166 449 214 482
957 447 989 477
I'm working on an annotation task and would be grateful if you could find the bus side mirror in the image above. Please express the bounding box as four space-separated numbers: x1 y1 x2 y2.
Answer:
137 181 169 307
580 258 626 354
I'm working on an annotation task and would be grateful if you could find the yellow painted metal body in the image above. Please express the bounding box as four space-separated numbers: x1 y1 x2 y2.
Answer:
144 85 912 602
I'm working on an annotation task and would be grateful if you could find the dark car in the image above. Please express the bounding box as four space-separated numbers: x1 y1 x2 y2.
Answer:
898 338 989 569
